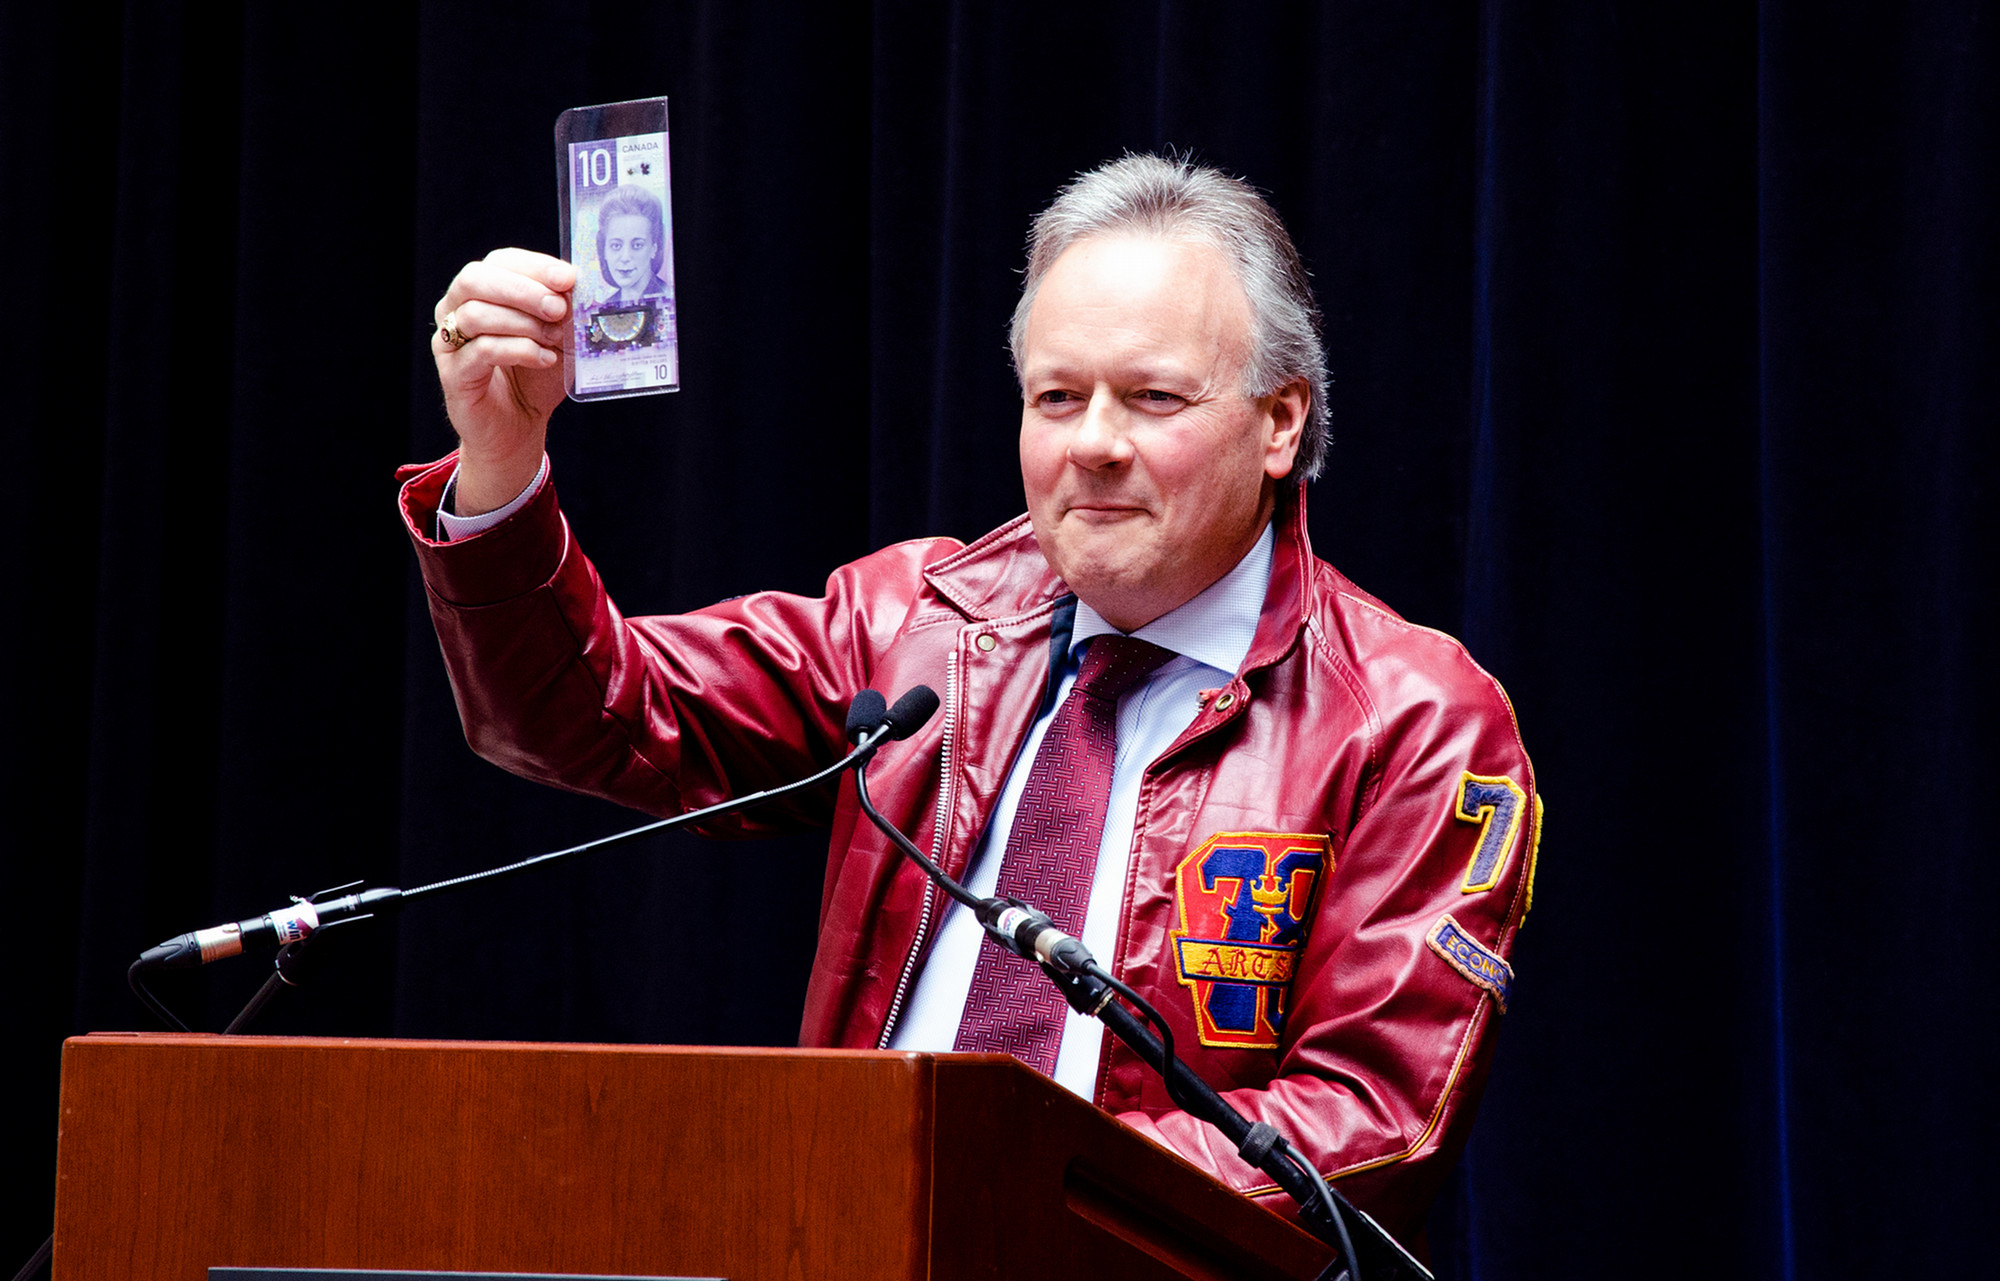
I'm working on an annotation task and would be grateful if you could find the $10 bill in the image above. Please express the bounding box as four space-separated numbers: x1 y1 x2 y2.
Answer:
557 98 679 401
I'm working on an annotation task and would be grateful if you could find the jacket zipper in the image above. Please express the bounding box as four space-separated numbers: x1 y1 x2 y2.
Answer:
876 644 960 1047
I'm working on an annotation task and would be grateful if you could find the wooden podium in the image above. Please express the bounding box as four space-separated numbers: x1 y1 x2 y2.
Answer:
54 1033 1335 1281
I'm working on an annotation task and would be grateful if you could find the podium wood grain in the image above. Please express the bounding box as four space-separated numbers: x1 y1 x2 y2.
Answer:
55 1034 1333 1280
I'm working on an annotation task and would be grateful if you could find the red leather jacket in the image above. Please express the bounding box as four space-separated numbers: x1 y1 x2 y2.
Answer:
401 455 1539 1244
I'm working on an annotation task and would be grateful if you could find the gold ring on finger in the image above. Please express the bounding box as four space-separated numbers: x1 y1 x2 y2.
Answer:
439 310 469 351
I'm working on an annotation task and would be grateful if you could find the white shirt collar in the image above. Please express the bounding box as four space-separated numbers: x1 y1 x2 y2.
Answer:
1069 521 1274 679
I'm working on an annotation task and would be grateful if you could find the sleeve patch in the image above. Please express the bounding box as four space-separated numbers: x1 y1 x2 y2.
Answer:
1454 771 1526 893
1426 914 1515 1012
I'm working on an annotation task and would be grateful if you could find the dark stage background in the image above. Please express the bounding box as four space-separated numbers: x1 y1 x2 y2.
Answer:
4 3 1993 1277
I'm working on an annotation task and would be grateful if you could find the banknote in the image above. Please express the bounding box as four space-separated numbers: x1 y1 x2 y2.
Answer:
556 98 679 401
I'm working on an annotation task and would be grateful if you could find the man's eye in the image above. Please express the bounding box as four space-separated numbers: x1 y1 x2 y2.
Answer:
1136 389 1183 405
1037 390 1078 406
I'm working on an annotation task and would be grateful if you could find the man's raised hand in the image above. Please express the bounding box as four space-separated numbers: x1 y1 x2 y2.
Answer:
432 249 577 516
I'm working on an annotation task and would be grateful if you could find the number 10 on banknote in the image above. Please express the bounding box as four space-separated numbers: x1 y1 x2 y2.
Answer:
556 97 679 401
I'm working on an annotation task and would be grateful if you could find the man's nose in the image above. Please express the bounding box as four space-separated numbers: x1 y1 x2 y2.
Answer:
1067 391 1132 469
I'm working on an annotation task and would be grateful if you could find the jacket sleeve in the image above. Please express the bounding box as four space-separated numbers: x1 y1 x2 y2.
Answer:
398 454 953 832
1115 626 1540 1245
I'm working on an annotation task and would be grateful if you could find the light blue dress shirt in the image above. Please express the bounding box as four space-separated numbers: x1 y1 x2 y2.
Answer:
888 523 1274 1099
433 458 549 540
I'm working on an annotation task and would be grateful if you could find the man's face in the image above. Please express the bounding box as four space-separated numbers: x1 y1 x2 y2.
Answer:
604 214 656 290
1018 234 1307 632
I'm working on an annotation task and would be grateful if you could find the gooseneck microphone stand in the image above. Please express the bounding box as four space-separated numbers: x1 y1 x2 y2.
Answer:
123 711 921 1031
844 688 1431 1281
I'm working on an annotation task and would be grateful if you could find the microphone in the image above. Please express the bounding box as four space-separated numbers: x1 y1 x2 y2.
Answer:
845 689 889 743
134 886 404 971
844 685 939 745
884 685 939 739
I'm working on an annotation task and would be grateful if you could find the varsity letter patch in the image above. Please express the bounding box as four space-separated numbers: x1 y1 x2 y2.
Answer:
1426 914 1514 1011
1171 832 1332 1050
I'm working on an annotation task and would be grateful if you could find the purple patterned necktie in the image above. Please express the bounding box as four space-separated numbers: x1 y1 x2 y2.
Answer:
953 634 1175 1074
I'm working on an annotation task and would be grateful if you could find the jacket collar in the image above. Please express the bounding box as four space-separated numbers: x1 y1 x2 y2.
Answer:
1241 482 1316 676
921 514 1067 621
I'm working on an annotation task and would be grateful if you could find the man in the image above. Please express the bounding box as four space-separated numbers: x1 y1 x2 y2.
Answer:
402 155 1538 1246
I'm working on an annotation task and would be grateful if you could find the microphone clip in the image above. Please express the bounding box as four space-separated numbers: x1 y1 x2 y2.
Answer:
974 896 1096 976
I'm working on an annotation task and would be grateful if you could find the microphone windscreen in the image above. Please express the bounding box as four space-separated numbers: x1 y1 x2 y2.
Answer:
885 685 941 739
845 690 889 742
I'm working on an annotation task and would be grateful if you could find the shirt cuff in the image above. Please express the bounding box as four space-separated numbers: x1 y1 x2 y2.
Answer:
436 456 550 541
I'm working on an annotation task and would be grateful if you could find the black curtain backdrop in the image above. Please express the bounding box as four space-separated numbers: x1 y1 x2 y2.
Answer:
3 3 1993 1277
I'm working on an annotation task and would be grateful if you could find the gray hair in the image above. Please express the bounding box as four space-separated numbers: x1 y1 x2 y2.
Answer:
1009 154 1331 482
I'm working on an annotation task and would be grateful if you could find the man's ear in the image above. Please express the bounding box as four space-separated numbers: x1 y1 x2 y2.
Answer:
1261 379 1311 480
